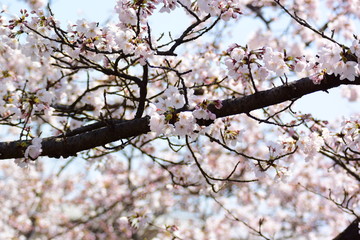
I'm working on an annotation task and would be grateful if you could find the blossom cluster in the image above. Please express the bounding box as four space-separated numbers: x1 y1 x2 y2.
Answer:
224 41 360 91
0 0 359 239
149 84 226 138
14 137 42 168
314 41 360 82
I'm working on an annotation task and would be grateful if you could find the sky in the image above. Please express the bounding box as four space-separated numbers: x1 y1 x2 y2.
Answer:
1 0 359 122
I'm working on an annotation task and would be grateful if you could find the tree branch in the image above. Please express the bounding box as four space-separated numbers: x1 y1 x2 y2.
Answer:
333 218 360 240
0 74 359 160
0 117 150 159
207 74 359 117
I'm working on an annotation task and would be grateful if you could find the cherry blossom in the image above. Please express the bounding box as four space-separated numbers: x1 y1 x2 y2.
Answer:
0 0 359 239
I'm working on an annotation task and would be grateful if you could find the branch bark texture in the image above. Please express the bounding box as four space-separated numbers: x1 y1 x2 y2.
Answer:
333 218 360 240
0 74 358 160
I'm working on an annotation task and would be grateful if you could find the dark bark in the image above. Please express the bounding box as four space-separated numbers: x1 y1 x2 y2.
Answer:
0 74 359 160
333 218 360 240
207 74 357 117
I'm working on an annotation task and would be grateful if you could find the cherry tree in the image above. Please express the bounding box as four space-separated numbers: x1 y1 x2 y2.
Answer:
0 0 359 239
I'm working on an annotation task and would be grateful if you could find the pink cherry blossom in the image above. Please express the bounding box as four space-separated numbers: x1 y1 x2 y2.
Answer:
24 137 42 160
0 1 359 239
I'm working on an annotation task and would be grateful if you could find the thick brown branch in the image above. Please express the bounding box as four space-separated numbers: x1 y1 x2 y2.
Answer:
0 117 150 159
0 75 359 160
207 74 359 117
333 218 360 240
